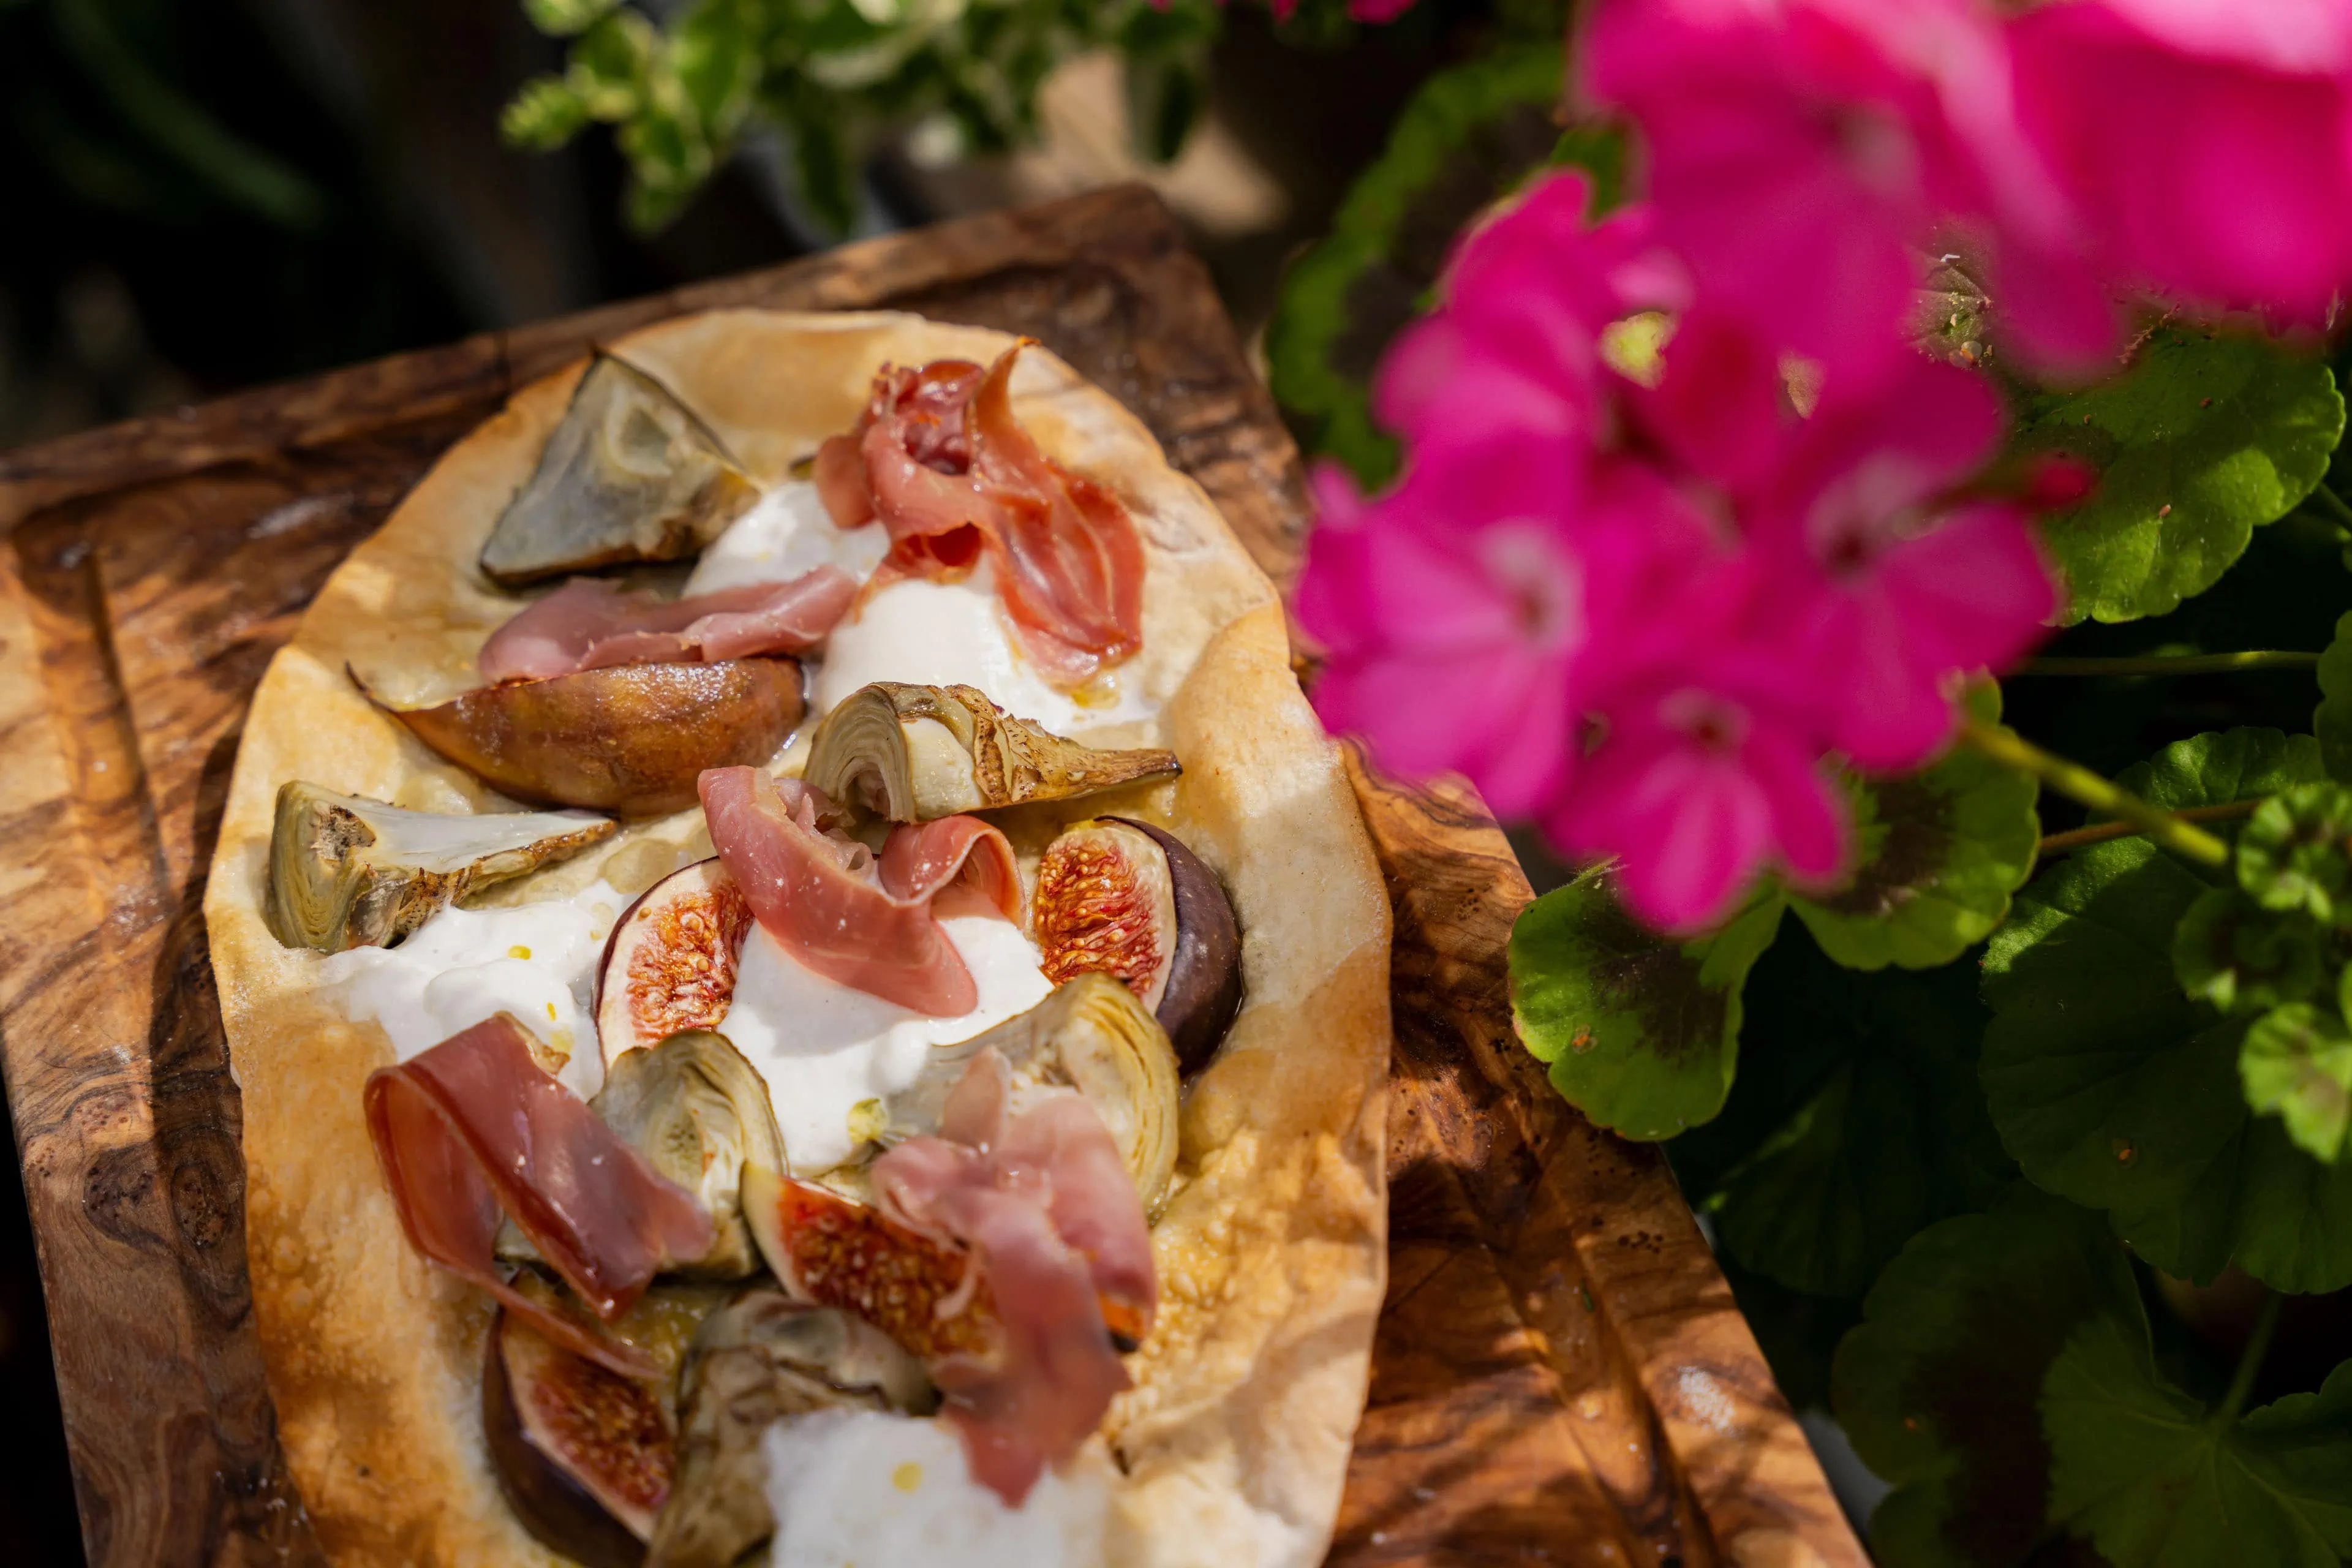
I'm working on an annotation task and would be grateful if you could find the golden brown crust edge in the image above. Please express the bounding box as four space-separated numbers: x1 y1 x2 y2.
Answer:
201 310 1392 1568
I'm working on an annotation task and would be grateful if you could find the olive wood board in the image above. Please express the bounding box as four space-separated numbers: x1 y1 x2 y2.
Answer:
0 184 1865 1568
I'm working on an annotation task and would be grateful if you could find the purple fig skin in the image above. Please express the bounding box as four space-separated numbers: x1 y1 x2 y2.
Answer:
483 1308 653 1568
1102 817 1243 1073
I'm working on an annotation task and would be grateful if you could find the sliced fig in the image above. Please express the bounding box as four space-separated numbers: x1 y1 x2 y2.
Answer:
646 1291 934 1568
595 859 755 1062
484 1296 676 1568
481 350 758 589
1032 817 1242 1072
263 780 614 953
591 1030 783 1280
803 681 1179 821
365 659 804 816
885 973 1179 1212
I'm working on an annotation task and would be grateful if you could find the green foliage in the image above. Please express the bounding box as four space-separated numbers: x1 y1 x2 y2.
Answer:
1980 729 2352 1292
1265 45 1618 488
1509 871 1784 1140
2173 885 2325 1014
2016 331 2343 625
1831 1185 2140 1568
2242 1004 2352 1163
1676 926 2012 1298
2241 780 2352 924
2043 1320 2352 1567
1789 684 2041 971
505 0 1221 233
2315 608 2352 782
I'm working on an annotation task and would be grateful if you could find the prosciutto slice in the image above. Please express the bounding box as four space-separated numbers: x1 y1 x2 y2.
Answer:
873 1048 1153 1504
751 1049 1152 1505
814 344 1147 691
696 767 1021 1016
477 570 857 684
363 1014 714 1376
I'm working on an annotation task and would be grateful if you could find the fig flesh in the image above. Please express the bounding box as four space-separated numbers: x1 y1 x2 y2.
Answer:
590 1030 784 1280
646 1290 933 1568
480 350 758 589
1032 817 1242 1072
368 658 804 816
803 681 1178 822
263 780 614 953
885 972 1179 1211
595 859 754 1062
484 1287 680 1567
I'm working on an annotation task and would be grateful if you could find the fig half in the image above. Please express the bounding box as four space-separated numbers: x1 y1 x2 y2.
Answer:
646 1291 933 1568
480 350 757 589
484 1292 677 1568
595 858 755 1061
368 659 804 816
263 780 614 953
591 1030 783 1280
1032 817 1243 1072
886 972 1180 1211
803 681 1179 822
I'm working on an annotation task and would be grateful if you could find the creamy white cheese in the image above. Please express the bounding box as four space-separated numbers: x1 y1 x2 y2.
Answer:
682 480 892 595
763 1410 1107 1568
322 881 622 1101
718 913 1052 1172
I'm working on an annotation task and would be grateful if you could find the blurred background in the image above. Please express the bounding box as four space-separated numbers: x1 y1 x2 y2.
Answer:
0 0 1567 1556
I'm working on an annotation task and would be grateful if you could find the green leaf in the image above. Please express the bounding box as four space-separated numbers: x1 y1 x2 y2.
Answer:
2242 1004 2352 1163
1509 872 1784 1140
501 75 594 149
2018 331 2343 625
1981 728 2352 1292
524 0 622 36
1831 1185 2140 1568
1265 44 1614 489
2043 1319 2352 1567
1790 684 2040 971
1694 929 2013 1298
2172 886 2324 1015
2313 609 2352 782
2239 780 2352 924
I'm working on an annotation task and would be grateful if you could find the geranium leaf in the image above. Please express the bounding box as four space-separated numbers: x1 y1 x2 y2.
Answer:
2242 1004 2352 1163
1790 684 2040 971
1265 43 1616 489
1509 870 1784 1140
2314 609 2352 782
2018 331 2343 625
1981 728 2352 1292
1691 927 2013 1298
1831 1185 2139 1568
2239 780 2352 924
2171 886 2325 1016
2043 1320 2352 1568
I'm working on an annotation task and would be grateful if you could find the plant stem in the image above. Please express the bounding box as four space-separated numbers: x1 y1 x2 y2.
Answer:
2302 481 2352 532
2214 1290 2284 1430
2036 800 2262 858
1960 717 2233 870
2020 652 2320 677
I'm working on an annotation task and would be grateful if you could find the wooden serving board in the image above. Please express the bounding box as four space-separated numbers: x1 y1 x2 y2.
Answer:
0 185 1864 1568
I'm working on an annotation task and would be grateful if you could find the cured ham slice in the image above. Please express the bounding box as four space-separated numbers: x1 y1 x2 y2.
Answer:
477 570 857 684
696 767 1021 1016
814 344 1147 691
363 1013 714 1376
746 1048 1153 1506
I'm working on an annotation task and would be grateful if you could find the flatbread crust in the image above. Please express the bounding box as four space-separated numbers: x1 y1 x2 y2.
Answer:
203 311 1392 1567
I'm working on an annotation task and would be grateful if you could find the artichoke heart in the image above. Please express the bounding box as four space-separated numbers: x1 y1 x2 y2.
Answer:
479 350 757 588
804 681 1180 822
886 973 1180 1212
646 1290 933 1568
591 1030 785 1280
263 780 615 954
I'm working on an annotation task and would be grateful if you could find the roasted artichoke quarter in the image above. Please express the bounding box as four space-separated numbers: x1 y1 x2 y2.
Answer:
591 1030 785 1280
804 680 1180 823
263 780 615 954
478 350 757 589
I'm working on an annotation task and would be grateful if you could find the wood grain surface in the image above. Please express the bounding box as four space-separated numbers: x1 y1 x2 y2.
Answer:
0 184 1865 1568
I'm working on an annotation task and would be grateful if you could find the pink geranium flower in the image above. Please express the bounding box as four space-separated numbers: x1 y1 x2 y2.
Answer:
2003 0 2352 357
